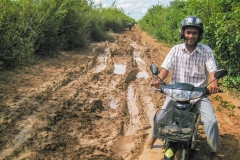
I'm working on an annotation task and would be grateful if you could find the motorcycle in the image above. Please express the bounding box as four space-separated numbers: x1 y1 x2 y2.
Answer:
149 63 228 160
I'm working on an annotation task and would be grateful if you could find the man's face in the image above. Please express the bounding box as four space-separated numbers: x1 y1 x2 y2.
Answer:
184 27 199 46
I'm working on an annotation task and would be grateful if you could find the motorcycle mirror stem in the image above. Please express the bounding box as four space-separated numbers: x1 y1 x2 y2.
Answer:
204 69 228 88
205 78 217 88
156 75 165 83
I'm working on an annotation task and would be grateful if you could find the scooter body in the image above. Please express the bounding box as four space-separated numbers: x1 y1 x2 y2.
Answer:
153 83 201 160
149 63 228 160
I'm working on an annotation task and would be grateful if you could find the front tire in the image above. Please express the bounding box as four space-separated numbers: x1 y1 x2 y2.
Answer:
173 148 186 160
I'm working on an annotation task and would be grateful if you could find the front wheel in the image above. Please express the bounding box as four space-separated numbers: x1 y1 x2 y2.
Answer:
173 148 186 160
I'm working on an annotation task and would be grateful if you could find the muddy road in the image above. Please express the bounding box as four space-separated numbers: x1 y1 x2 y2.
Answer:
0 26 240 160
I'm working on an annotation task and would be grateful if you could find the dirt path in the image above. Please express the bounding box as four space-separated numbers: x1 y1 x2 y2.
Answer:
0 26 239 160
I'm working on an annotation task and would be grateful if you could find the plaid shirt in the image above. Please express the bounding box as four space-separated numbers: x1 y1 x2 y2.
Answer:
161 43 217 87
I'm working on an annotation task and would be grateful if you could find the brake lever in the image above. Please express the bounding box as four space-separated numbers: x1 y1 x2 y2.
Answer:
148 88 162 91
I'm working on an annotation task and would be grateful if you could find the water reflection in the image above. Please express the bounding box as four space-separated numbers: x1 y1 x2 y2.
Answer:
144 96 155 127
110 100 117 109
95 64 107 73
125 85 140 135
136 71 149 79
134 57 145 64
0 115 36 159
114 64 126 74
94 48 109 73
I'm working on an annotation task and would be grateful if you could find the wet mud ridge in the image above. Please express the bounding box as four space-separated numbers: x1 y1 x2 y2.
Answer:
0 27 240 160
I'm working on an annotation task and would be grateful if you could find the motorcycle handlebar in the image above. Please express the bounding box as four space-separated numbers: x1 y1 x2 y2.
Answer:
150 83 223 94
205 88 223 95
150 82 165 87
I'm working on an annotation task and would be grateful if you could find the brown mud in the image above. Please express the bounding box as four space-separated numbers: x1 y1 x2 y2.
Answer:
0 26 240 160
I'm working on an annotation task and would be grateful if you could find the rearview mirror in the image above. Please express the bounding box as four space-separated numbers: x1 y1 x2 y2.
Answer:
214 69 228 79
206 69 228 87
150 63 159 75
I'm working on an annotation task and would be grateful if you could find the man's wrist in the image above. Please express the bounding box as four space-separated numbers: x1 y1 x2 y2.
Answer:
158 78 163 83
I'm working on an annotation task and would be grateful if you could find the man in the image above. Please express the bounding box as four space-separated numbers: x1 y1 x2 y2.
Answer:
146 16 221 160
128 22 132 31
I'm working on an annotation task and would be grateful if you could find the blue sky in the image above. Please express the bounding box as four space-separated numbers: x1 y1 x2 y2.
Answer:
92 0 172 21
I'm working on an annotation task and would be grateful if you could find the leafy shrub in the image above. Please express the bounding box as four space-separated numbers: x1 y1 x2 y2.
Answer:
0 0 134 69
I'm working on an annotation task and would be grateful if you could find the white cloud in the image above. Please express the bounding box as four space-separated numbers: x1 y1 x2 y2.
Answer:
93 0 171 21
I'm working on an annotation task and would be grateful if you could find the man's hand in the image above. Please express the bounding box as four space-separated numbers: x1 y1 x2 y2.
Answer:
208 70 220 94
153 79 163 88
152 68 169 88
208 84 220 94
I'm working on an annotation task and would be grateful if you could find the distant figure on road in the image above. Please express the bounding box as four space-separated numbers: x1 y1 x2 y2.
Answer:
128 23 132 31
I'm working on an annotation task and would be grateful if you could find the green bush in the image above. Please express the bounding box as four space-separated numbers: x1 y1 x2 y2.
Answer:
0 0 134 69
0 0 36 68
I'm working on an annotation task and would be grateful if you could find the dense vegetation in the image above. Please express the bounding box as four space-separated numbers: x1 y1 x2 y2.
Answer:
0 0 135 69
139 0 240 92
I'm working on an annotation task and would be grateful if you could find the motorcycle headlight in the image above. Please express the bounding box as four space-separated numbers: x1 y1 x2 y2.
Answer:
163 89 203 101
172 89 191 101
163 88 172 97
190 91 203 99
